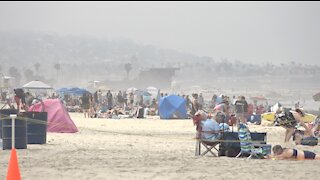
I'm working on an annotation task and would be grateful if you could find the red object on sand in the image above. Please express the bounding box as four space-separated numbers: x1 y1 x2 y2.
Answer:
6 148 21 180
28 99 78 133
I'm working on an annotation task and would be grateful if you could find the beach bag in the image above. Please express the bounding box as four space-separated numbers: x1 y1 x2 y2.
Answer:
301 136 318 146
218 132 241 157
137 107 144 118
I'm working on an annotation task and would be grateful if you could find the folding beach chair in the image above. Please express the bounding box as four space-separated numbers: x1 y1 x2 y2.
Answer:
235 123 270 159
194 115 221 157
195 133 221 156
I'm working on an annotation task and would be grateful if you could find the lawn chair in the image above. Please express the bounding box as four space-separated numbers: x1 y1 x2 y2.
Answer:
194 114 221 157
195 131 221 157
235 123 270 159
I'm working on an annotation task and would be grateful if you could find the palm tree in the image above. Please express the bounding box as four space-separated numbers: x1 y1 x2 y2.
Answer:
54 63 61 76
24 69 34 82
8 66 21 87
54 63 61 85
124 63 132 80
0 65 2 88
34 62 40 76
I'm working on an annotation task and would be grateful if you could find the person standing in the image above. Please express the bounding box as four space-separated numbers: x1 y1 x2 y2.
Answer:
198 93 204 110
81 92 90 118
129 92 134 107
122 91 128 108
185 95 191 112
117 90 123 106
106 90 113 109
97 89 102 104
275 107 311 142
234 96 246 125
191 94 199 116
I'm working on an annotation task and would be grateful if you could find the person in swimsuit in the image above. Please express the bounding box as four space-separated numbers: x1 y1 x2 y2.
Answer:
271 145 320 160
275 107 311 142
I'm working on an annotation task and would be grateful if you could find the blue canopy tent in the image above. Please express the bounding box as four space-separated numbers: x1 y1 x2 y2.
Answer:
56 88 69 94
159 95 188 119
56 87 89 96
134 90 152 96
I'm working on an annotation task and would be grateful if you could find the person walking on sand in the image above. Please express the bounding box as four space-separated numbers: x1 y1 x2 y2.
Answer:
81 92 90 118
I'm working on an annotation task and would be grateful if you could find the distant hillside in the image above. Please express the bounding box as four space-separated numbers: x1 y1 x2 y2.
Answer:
0 31 319 91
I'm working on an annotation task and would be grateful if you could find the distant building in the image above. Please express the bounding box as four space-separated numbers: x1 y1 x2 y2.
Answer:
102 67 179 90
1 76 12 90
137 68 179 89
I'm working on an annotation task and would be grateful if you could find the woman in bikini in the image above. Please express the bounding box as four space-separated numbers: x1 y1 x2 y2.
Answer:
275 107 311 142
272 145 320 160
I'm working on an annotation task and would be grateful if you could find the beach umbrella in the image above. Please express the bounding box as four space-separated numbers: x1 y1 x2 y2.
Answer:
135 90 152 96
126 87 137 94
74 88 89 96
97 85 110 91
312 92 320 101
56 88 69 94
61 87 89 96
250 96 267 101
146 86 159 99
146 86 158 92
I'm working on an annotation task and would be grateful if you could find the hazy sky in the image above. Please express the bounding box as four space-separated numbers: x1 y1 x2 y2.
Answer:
1 1 320 65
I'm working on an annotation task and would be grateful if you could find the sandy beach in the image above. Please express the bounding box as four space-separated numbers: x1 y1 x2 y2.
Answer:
1 113 320 180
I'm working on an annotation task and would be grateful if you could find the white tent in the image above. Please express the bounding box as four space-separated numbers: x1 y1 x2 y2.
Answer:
22 80 53 89
146 86 158 91
126 87 138 94
22 80 54 97
146 86 159 100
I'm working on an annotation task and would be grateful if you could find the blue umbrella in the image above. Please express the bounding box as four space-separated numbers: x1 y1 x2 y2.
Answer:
57 87 89 96
135 90 151 96
56 88 69 94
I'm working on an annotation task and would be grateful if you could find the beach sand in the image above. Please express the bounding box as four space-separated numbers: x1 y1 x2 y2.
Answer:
1 113 320 180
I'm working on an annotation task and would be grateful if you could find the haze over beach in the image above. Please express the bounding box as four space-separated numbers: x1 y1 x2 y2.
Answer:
0 1 320 180
1 1 320 65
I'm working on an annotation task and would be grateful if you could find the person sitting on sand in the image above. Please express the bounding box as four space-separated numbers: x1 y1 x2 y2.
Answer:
275 107 311 142
271 145 320 160
294 115 320 146
311 115 320 138
294 130 318 146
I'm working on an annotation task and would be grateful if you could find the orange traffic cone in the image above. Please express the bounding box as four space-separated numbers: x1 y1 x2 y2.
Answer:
6 148 21 180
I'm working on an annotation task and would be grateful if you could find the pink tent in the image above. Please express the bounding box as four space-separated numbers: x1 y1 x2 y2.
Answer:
213 104 224 111
29 99 78 133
